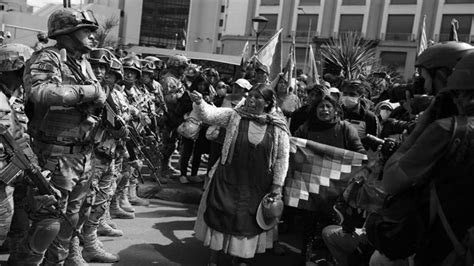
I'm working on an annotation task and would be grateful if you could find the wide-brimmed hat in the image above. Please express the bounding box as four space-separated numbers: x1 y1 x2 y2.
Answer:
256 193 284 230
233 78 252 91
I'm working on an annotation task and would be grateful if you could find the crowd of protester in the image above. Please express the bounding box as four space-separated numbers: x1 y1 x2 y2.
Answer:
0 7 472 266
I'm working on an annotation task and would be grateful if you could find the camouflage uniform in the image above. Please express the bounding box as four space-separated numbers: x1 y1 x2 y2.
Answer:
0 90 23 246
109 84 136 219
0 43 33 259
15 8 105 265
67 48 122 264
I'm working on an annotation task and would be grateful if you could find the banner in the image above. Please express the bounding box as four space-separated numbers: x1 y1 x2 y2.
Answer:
255 28 283 81
418 15 427 56
306 45 320 85
240 40 253 69
284 137 367 211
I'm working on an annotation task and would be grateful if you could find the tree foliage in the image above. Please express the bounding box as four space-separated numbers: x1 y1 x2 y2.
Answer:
95 15 120 48
321 32 377 80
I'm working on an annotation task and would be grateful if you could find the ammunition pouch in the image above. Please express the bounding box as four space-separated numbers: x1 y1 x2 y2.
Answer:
38 107 100 145
95 138 117 159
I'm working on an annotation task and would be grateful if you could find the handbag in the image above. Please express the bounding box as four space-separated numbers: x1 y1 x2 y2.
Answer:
177 110 202 140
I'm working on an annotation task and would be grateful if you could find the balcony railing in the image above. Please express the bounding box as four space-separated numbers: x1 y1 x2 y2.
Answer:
384 32 414 41
294 30 318 38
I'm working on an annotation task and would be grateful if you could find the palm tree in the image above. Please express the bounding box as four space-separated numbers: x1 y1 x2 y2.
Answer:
320 32 377 80
95 15 120 48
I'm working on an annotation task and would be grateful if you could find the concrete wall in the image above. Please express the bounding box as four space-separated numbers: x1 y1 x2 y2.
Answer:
1 11 48 47
121 0 142 45
223 0 250 36
187 0 220 53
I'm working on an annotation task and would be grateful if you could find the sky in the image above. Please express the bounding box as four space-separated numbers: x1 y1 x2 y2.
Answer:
27 0 83 10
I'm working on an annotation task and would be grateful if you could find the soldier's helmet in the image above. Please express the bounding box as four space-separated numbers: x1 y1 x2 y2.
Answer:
121 56 142 78
167 54 189 68
37 31 48 41
48 8 99 39
109 57 124 81
140 59 156 74
445 50 474 91
89 48 112 70
415 41 474 71
0 43 34 72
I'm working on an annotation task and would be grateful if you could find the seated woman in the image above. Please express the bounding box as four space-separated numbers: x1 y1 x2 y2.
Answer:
191 83 290 266
293 94 365 261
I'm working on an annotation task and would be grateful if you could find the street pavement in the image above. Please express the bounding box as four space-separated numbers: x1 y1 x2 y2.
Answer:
0 152 306 265
0 199 304 266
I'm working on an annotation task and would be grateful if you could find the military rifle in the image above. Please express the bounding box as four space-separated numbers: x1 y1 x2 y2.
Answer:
127 124 162 187
104 97 162 186
0 124 72 226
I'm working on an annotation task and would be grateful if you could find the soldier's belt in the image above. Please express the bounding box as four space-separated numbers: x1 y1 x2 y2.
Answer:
35 141 91 155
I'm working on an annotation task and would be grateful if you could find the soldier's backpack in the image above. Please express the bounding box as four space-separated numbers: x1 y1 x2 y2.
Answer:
366 116 474 262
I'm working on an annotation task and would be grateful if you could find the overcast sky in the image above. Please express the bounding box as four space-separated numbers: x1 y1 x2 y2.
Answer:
27 0 83 10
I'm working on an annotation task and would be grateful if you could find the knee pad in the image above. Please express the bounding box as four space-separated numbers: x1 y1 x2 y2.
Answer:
29 218 61 254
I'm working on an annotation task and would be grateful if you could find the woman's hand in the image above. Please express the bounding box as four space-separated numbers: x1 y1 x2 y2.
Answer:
189 90 203 105
270 184 282 196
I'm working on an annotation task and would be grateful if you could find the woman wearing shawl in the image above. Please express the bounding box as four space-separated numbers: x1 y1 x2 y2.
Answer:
294 94 365 262
190 83 290 266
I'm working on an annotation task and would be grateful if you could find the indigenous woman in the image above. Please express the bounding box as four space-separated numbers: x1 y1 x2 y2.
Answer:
191 83 290 266
294 94 365 260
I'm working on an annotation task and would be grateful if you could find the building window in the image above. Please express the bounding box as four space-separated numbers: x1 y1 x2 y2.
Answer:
390 0 416 4
296 14 318 37
295 47 307 69
445 0 474 3
139 0 190 49
219 19 224 27
218 33 222 40
299 0 321 5
342 0 366 5
258 14 278 36
339 15 363 33
385 15 414 41
261 0 280 5
221 5 225 12
439 15 472 42
380 51 407 76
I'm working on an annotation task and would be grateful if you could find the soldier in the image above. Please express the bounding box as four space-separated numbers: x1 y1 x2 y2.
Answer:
66 48 122 264
106 57 136 220
14 8 107 265
159 54 189 177
0 43 33 260
111 55 145 217
143 55 164 81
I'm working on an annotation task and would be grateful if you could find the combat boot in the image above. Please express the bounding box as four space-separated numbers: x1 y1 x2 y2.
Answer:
109 194 134 219
97 218 123 237
82 225 119 263
118 190 135 213
128 183 149 206
65 235 88 266
103 205 118 229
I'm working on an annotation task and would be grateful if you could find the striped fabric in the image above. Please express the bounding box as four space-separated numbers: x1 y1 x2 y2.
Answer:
284 137 367 211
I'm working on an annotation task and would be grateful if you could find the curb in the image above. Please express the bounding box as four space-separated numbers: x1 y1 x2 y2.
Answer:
148 198 199 208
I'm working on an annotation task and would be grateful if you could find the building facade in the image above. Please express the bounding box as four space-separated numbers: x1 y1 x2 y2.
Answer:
218 0 474 80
